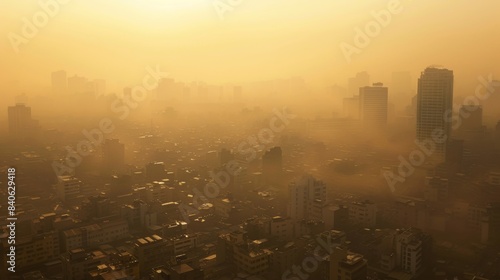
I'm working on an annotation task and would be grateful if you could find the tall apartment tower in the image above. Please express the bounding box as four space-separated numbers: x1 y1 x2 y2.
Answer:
359 83 388 128
287 175 327 221
416 67 454 160
8 103 38 139
348 72 370 96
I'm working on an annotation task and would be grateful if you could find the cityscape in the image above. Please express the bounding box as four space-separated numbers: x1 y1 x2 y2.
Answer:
1 1 500 280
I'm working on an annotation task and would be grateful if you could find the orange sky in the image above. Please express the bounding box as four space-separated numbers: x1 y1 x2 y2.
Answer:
1 0 499 91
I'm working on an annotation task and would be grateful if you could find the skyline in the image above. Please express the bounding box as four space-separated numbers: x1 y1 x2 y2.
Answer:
1 0 500 89
2 1 500 280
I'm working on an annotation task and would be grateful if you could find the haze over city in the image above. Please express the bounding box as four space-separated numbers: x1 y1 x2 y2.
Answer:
1 1 500 280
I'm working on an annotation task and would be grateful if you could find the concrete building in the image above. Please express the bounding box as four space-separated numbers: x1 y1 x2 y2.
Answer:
287 175 327 222
329 247 367 280
8 103 39 139
322 205 349 230
134 235 169 278
348 200 377 227
416 67 454 160
61 249 109 280
359 83 389 128
1 231 59 269
62 219 129 251
56 175 82 203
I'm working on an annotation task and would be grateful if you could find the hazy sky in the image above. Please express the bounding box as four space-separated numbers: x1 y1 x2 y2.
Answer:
1 0 499 91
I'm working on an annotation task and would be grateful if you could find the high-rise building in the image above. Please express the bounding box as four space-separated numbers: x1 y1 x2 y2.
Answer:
51 70 67 94
68 75 88 94
359 83 389 128
8 103 38 139
287 175 327 221
416 67 454 160
329 247 367 280
348 72 370 96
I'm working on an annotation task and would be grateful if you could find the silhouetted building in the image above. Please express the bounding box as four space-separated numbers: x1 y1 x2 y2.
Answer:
359 83 388 128
348 72 370 96
416 67 454 160
8 103 39 139
68 75 88 94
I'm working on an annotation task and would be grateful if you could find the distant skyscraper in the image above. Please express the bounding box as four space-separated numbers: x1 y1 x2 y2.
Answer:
359 83 388 128
68 75 88 94
416 67 454 160
348 72 370 96
8 103 38 139
51 70 67 94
